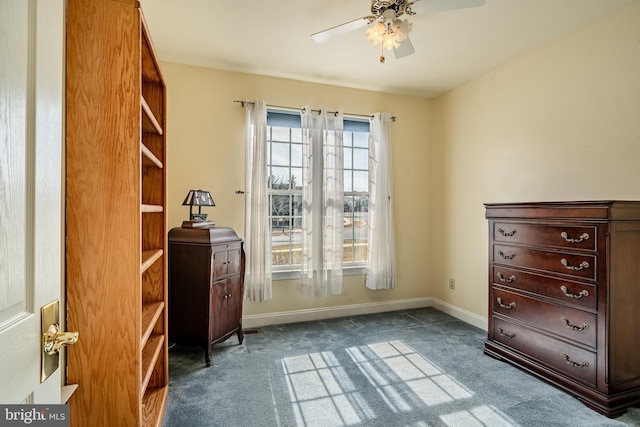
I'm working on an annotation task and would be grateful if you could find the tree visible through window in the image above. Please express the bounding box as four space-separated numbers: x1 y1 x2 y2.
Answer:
267 110 369 270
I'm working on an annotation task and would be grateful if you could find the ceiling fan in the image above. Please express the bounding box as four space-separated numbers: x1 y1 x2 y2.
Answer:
311 0 485 63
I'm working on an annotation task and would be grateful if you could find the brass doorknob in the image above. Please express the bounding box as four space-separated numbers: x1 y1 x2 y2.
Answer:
43 324 79 355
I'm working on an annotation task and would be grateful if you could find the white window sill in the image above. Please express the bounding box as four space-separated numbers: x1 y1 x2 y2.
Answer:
273 265 366 281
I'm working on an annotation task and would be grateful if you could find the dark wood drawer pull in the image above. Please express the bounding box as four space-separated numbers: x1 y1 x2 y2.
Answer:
497 272 516 283
560 317 588 331
560 285 589 299
498 228 517 237
498 328 516 339
560 259 589 271
498 251 516 260
497 297 516 309
560 232 589 243
561 353 589 368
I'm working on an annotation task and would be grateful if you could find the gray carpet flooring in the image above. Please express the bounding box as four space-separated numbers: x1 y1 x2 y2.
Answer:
162 307 640 427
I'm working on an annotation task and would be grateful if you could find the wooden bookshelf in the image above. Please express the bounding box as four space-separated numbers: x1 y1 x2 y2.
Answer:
65 1 168 425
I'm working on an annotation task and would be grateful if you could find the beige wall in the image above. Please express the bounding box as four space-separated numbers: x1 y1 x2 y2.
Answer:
160 62 432 317
161 1 639 324
430 1 640 318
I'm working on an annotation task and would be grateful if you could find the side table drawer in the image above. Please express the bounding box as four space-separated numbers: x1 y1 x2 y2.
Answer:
493 317 597 386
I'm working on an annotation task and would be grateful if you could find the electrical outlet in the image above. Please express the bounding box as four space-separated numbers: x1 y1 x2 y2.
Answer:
449 278 456 290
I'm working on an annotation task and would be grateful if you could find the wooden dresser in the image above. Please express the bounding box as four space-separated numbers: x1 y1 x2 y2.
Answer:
485 201 640 417
168 227 245 366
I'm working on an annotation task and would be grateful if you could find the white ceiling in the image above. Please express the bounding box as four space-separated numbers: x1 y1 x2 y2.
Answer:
141 0 631 98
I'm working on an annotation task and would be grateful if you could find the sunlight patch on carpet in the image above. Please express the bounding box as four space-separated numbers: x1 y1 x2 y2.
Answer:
440 405 515 427
280 340 518 427
282 351 374 426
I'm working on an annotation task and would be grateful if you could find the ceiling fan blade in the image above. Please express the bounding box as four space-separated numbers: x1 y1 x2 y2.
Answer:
410 0 485 14
311 16 372 43
394 36 415 59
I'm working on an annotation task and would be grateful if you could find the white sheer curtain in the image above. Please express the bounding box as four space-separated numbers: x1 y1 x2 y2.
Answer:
244 99 272 302
366 112 397 290
300 106 344 297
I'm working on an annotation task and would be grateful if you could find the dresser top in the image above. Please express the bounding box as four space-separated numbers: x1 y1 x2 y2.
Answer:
168 226 242 245
485 201 640 221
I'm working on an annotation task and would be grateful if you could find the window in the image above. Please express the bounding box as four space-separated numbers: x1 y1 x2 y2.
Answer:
267 110 369 271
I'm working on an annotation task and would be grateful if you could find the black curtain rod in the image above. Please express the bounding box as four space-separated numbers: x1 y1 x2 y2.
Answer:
234 100 396 122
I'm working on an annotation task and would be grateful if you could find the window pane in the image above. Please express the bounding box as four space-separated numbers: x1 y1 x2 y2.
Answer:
293 194 302 216
353 131 368 148
354 194 369 213
353 171 368 192
343 171 352 192
271 195 290 216
267 139 271 165
353 199 368 262
290 167 302 190
291 218 303 265
272 126 290 142
272 213 290 266
272 238 289 265
291 127 302 143
272 216 290 230
271 142 290 166
291 143 302 167
344 195 353 213
353 148 368 170
344 222 355 240
343 147 352 169
343 131 353 146
270 167 290 189
353 241 367 262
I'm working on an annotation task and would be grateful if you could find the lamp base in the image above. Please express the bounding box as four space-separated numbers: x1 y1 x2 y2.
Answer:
190 213 208 221
182 220 215 229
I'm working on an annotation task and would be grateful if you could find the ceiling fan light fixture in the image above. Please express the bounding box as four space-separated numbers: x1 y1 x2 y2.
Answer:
365 21 386 44
394 18 412 40
365 16 412 52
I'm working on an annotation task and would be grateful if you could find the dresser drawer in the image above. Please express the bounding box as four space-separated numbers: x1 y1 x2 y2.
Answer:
493 244 596 280
493 222 596 251
493 317 597 386
493 288 596 347
491 266 597 310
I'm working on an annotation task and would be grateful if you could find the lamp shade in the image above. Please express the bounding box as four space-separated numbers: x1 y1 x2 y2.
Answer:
182 189 215 207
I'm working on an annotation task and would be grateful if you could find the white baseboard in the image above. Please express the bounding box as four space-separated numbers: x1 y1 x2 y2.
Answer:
242 297 488 331
428 298 488 331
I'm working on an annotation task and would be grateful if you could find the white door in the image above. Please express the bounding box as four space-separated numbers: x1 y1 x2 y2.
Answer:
0 0 65 404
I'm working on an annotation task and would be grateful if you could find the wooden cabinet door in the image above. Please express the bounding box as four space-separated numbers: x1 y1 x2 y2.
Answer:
226 276 242 332
210 281 226 342
228 248 242 276
212 249 228 279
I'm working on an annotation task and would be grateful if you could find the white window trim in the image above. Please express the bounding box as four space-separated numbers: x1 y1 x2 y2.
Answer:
273 264 367 281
